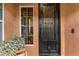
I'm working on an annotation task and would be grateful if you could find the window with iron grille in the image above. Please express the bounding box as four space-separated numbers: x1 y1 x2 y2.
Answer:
21 7 33 44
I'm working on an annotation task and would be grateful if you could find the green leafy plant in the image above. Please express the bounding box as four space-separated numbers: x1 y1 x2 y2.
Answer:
29 32 32 36
0 37 25 56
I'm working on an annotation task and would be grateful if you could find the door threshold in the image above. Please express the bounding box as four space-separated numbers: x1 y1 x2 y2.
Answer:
40 53 59 56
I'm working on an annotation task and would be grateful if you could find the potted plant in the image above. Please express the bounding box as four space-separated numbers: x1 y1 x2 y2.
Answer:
0 37 27 56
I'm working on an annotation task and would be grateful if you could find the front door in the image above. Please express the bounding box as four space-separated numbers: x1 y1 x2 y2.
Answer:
39 3 60 56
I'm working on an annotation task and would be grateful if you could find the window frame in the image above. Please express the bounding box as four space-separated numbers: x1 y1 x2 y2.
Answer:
19 6 34 46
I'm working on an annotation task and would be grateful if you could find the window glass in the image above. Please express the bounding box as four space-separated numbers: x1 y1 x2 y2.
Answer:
0 3 2 42
0 4 2 20
0 22 2 42
21 7 33 44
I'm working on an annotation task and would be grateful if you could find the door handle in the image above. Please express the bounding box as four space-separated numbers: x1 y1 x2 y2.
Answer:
71 28 74 33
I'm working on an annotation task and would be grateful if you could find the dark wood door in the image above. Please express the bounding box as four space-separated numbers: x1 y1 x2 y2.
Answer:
39 3 60 56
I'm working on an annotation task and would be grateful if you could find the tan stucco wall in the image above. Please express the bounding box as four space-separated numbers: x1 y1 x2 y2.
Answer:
4 3 19 41
4 3 39 56
61 4 79 56
60 4 66 56
4 3 79 56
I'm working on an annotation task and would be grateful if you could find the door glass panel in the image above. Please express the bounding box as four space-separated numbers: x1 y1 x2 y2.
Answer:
39 4 60 56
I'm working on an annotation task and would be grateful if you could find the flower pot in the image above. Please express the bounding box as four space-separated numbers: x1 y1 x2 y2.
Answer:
16 48 27 56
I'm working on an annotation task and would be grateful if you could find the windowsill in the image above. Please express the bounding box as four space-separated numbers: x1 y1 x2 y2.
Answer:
25 44 34 46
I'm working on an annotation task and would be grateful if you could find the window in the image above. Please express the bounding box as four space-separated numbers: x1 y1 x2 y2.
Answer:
21 7 33 44
0 3 3 42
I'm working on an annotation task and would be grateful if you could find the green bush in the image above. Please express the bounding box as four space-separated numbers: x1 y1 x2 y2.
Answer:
0 37 25 56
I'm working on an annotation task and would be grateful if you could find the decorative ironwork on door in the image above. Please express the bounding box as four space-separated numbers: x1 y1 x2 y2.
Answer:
39 3 60 56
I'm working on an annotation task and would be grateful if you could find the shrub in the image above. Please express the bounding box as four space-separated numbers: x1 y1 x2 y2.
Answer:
0 37 25 56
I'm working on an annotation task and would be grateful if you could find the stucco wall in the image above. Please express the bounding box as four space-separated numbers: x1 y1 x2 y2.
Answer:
4 3 79 56
60 4 66 56
4 3 19 41
4 3 39 56
61 4 79 56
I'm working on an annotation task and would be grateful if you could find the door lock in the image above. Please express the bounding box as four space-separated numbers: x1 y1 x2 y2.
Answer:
71 28 74 33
